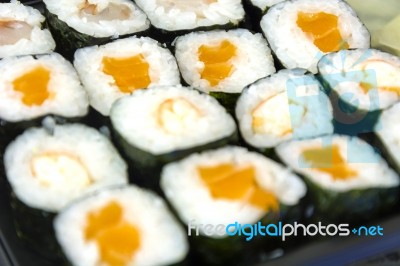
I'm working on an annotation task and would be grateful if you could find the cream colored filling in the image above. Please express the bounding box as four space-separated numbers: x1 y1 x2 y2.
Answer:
0 20 33 46
252 93 298 136
79 1 131 22
157 98 202 134
31 153 92 188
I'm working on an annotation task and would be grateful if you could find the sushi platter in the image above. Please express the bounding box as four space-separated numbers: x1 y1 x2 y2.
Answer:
1 0 400 266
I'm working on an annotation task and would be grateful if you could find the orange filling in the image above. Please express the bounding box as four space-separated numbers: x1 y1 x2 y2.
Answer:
198 164 279 212
102 54 151 93
360 83 400 95
198 40 237 87
12 66 51 106
301 145 357 180
296 12 349 53
85 201 141 266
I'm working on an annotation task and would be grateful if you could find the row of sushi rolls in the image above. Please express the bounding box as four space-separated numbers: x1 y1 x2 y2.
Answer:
1 0 400 265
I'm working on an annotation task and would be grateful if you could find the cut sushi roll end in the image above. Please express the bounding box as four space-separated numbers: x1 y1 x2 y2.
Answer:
0 1 55 58
54 186 188 266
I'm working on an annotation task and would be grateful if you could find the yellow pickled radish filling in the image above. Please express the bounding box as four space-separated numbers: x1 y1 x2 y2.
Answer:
157 98 201 134
198 164 279 212
12 66 51 106
301 145 357 180
296 12 349 53
102 54 151 93
31 153 91 188
198 40 237 87
85 201 141 266
251 93 293 136
360 83 400 94
358 60 400 94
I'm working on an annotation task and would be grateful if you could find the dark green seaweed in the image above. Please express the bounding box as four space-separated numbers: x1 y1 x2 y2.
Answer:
111 127 239 191
316 73 381 136
44 8 148 61
9 192 68 264
0 115 87 151
303 176 399 225
209 92 241 116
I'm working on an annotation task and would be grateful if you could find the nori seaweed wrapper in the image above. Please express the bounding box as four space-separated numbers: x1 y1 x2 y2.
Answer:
0 115 88 151
9 192 67 263
44 7 148 61
303 176 400 225
147 15 253 49
111 128 239 191
209 91 241 116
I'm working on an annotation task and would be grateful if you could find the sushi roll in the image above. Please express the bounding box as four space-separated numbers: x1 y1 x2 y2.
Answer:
0 53 89 147
4 124 128 258
174 29 276 112
161 146 306 265
0 1 55 58
375 102 400 173
43 0 150 58
318 49 400 135
236 69 334 151
54 186 188 266
74 36 181 117
110 85 237 188
134 0 245 43
276 135 400 223
260 0 370 73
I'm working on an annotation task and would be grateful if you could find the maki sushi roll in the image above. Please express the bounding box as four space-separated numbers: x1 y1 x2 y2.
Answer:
174 29 276 112
74 36 180 117
4 124 128 257
134 0 245 42
0 1 55 58
276 135 400 223
236 69 334 151
0 53 89 146
375 102 400 173
260 0 370 73
110 85 237 188
161 146 306 265
54 186 188 266
43 0 150 58
318 48 400 134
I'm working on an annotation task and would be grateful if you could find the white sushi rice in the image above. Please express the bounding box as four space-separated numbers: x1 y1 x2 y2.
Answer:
134 0 245 31
43 0 149 38
0 53 89 122
174 29 276 93
236 69 333 148
4 124 128 212
110 85 236 155
250 0 285 11
318 49 400 111
74 36 181 116
375 102 400 169
161 146 306 238
276 135 399 192
0 1 55 58
261 0 370 73
54 186 188 266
